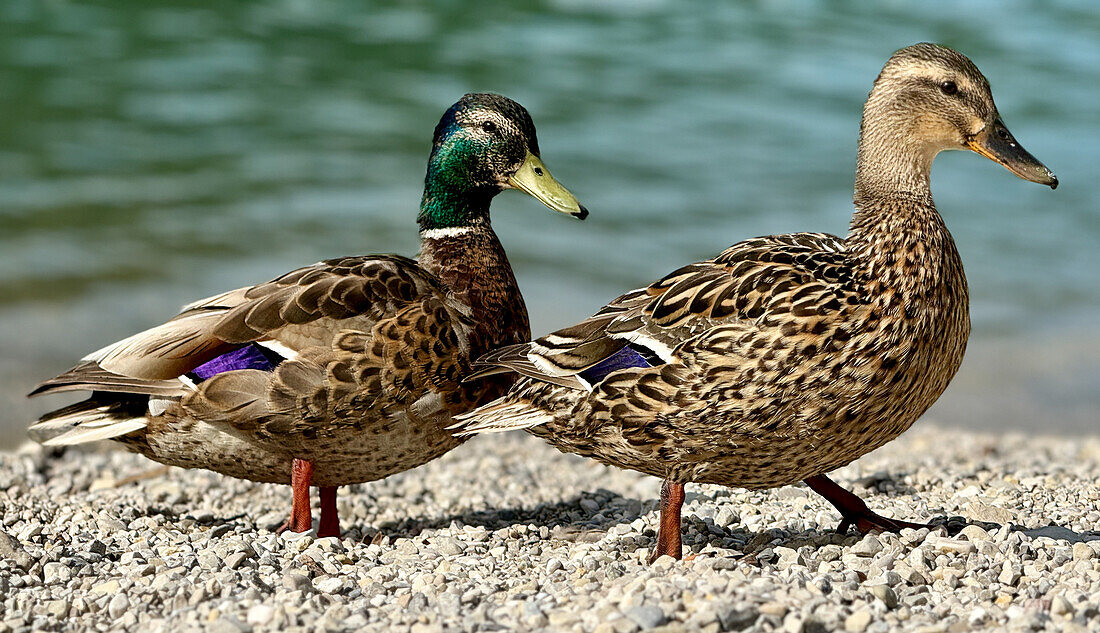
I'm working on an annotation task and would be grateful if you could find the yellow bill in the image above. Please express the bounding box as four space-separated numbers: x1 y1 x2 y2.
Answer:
508 152 589 219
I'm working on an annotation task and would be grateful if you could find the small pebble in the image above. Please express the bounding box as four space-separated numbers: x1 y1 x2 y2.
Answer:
0 529 34 569
925 535 976 554
313 576 349 594
845 609 873 632
45 599 69 619
958 525 990 542
851 534 884 557
870 583 898 609
717 606 758 631
434 537 463 557
1073 542 1095 560
43 562 72 585
223 551 251 570
107 593 129 619
246 604 275 626
1051 595 1075 617
625 605 667 629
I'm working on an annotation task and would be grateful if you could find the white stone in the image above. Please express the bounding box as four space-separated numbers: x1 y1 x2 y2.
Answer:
845 609 872 632
246 604 275 626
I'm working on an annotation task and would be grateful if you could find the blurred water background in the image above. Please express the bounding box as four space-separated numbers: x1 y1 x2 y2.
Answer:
1 0 1097 449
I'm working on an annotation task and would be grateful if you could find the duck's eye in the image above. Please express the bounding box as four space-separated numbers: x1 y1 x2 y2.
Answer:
939 81 958 96
480 121 499 135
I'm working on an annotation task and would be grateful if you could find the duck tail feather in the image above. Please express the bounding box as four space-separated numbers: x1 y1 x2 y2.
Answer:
449 399 553 436
29 361 184 398
28 398 149 446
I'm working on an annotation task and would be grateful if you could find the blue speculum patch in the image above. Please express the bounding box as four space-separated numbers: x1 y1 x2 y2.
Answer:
579 344 655 385
187 343 281 382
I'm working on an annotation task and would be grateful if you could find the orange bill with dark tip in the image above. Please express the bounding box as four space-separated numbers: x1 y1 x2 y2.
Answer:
966 118 1058 189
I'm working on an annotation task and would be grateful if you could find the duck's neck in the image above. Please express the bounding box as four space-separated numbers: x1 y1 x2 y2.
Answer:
417 219 530 357
417 153 496 230
846 118 965 309
414 142 530 353
852 112 937 204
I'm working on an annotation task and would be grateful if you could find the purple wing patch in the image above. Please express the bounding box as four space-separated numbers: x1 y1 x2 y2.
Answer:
187 343 281 383
579 344 655 386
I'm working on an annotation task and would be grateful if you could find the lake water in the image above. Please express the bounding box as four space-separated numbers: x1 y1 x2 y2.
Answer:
1 0 1098 449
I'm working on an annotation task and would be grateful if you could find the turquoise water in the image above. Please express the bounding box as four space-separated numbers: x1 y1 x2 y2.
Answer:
2 1 1098 448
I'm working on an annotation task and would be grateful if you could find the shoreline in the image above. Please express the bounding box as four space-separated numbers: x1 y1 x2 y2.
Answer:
1 425 1098 632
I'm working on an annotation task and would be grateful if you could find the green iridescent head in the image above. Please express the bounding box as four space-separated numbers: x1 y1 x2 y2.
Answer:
418 93 587 231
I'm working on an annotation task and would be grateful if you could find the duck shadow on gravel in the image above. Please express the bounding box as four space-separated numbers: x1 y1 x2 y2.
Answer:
371 490 640 542
366 494 876 559
363 486 933 556
364 480 1100 557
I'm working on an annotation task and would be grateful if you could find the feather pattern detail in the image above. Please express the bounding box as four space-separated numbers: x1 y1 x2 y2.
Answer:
456 224 969 488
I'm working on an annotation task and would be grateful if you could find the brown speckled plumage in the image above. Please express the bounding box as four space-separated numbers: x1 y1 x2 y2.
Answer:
30 234 525 491
462 221 967 488
91 246 523 488
28 93 586 534
455 44 1057 558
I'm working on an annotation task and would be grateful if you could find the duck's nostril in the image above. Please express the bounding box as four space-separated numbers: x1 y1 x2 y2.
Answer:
533 167 544 176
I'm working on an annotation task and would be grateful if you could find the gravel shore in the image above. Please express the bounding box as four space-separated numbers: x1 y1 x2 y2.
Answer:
1 424 1098 633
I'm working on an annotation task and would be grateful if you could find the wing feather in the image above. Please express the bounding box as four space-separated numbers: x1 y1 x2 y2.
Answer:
32 255 454 394
30 361 186 398
471 233 859 390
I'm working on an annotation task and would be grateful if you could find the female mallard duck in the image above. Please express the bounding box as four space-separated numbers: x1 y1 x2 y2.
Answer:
29 93 587 538
454 44 1057 561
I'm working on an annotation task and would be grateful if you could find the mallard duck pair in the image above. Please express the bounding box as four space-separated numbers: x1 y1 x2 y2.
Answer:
454 43 1057 560
29 93 588 538
32 45 1057 559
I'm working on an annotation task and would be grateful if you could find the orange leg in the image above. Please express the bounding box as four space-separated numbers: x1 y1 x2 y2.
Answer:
805 474 932 534
276 458 314 534
648 480 685 562
318 486 340 538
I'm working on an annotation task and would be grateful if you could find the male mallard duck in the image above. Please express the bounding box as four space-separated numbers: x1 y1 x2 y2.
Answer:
454 44 1057 560
29 93 587 538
